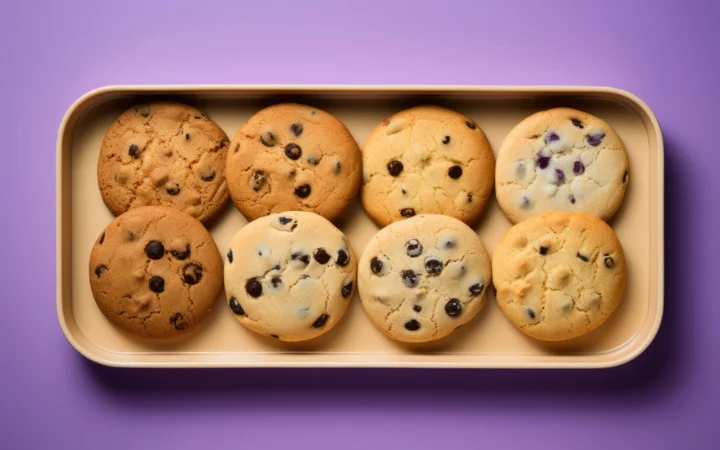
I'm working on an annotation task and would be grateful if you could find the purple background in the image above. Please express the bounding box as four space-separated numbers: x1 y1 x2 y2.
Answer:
2 0 719 448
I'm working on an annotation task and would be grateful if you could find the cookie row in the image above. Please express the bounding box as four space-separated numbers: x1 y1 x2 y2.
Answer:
97 102 628 227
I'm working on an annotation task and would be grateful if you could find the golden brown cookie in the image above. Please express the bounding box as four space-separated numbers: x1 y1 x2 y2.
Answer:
225 103 361 221
97 102 230 223
492 211 626 341
89 206 223 338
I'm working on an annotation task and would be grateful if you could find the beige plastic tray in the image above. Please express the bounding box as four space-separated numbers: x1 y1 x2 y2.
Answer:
57 85 664 368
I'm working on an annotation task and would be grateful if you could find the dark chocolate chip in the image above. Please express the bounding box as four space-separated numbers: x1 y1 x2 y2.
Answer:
401 189 407 195
145 240 165 260
400 208 415 218
467 194 473 203
370 257 384 274
185 133 190 140
127 231 136 241
194 115 201 120
295 184 311 198
335 160 342 174
536 153 550 169
539 246 548 255
229 297 245 315
307 156 319 165
469 281 484 296
291 252 311 265
413 305 422 312
526 308 536 320
465 121 476 130
98 232 105 244
577 252 589 262
442 135 451 144
290 123 303 137
405 319 421 331
270 334 279 339
128 144 140 158
573 160 585 175
260 132 276 147
401 269 419 288
569 195 576 204
445 299 462 317
227 249 233 263
182 263 203 285
604 255 616 269
271 277 282 288
171 245 191 260
336 249 349 267
139 106 151 117
313 248 331 264
94 264 108 278
201 171 216 182
521 196 531 209
312 314 329 328
279 216 293 225
405 239 423 257
342 281 353 298
169 312 187 331
166 182 180 195
587 131 606 147
545 132 560 143
555 168 565 183
251 171 266 192
448 165 463 179
571 118 584 129
284 143 302 160
245 278 263 297
149 276 165 293
623 171 629 183
443 238 455 249
424 257 443 275
387 160 404 176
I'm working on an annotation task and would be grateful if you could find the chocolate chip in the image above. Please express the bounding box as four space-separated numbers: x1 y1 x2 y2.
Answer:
536 154 550 169
370 257 384 274
245 278 263 297
467 194 473 203
623 171 629 183
604 255 615 269
145 241 164 259
182 263 203 285
194 115 201 120
227 249 233 263
260 131 276 147
448 165 463 179
577 252 589 262
271 277 282 288
313 248 331 264
270 334 279 339
336 249 349 267
290 123 303 136
545 132 560 143
442 135 451 144
127 231 136 241
98 233 105 244
169 312 187 331
587 131 605 147
401 189 407 195
229 297 245 315
555 168 565 183
285 143 302 160
201 171 216 182
573 160 585 175
424 257 443 275
128 144 140 158
185 133 190 140
251 171 266 192
342 281 353 298
171 245 191 260
312 313 329 328
443 238 455 249
307 156 319 165
445 299 462 317
149 276 165 293
387 160 404 176
405 239 423 257
295 184 311 198
526 308 536 320
569 195 576 204
465 121 476 130
335 160 342 174
571 118 584 129
401 269 419 288
291 252 311 265
139 106 151 117
404 319 421 331
279 216 293 225
413 305 422 312
539 246 548 255
94 264 108 278
521 196 531 209
469 281 484 296
400 208 415 218
166 182 180 195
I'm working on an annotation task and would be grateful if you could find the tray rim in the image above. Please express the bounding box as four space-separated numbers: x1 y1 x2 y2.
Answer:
56 84 664 369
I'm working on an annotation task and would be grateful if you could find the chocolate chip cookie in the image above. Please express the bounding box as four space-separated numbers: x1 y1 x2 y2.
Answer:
226 103 361 221
358 214 492 343
492 211 626 341
89 206 223 338
361 106 495 227
495 107 629 223
224 211 357 342
97 102 230 223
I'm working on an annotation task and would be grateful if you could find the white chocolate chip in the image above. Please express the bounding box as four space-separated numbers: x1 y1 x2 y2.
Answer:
385 117 409 135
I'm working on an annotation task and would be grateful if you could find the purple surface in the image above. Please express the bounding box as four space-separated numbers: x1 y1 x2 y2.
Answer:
2 0 719 448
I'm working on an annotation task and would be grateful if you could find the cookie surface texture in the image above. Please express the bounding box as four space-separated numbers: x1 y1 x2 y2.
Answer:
361 105 495 227
224 211 357 342
226 103 361 221
89 206 224 338
358 214 491 343
495 107 628 223
492 211 626 341
97 102 230 223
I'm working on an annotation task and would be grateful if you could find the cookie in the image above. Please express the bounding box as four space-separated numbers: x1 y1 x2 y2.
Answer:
89 206 224 338
360 106 495 227
358 214 491 343
226 103 361 221
98 102 230 223
495 107 628 223
492 211 626 341
224 211 357 342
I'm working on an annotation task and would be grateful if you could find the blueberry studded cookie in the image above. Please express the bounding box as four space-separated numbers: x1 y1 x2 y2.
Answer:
361 106 495 227
358 214 491 343
89 206 224 338
225 103 361 222
224 211 357 342
495 107 629 223
492 211 626 341
97 102 230 223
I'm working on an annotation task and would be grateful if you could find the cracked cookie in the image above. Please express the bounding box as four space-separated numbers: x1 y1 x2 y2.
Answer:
225 103 361 221
358 214 491 343
98 102 230 223
89 206 223 338
361 106 495 227
495 107 628 223
492 211 626 341
224 211 357 342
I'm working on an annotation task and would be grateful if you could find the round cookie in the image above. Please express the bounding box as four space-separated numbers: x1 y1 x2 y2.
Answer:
492 211 626 341
226 103 361 221
89 206 224 338
495 107 629 223
224 211 357 342
358 214 492 343
98 102 230 223
361 106 495 227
